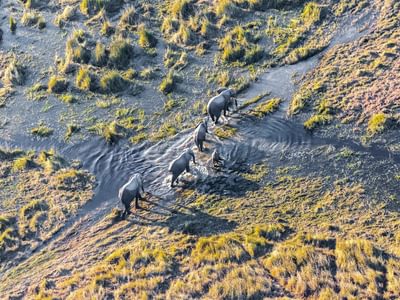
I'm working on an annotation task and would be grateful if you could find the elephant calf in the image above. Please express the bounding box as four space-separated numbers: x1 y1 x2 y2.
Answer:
118 173 144 218
169 148 196 187
207 88 237 124
193 119 208 152
211 149 223 167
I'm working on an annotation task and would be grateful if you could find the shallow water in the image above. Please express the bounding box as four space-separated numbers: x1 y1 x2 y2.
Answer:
0 8 388 227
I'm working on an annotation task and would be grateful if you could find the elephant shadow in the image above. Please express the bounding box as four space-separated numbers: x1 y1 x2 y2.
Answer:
125 200 237 236
161 205 237 236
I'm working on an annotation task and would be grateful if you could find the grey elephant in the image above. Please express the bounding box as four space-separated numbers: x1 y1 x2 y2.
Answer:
193 119 208 152
118 173 144 218
207 88 237 124
211 149 223 167
169 148 196 187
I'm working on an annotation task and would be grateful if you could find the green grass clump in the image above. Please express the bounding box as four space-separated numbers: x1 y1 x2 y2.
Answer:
109 37 134 69
48 76 68 93
65 124 80 140
54 6 76 28
159 71 175 94
214 125 237 139
170 0 191 19
57 94 75 104
130 132 147 144
138 25 157 49
9 16 17 32
21 11 46 29
172 23 194 46
89 121 123 143
241 92 270 109
367 113 387 135
76 67 93 91
3 59 25 86
100 70 127 93
31 123 53 137
304 113 333 130
214 0 237 17
250 98 281 117
119 7 138 27
93 42 107 66
65 30 91 64
80 0 122 15
101 20 114 36
12 155 34 172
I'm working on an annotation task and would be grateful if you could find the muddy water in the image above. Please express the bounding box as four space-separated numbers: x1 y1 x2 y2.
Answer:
0 10 388 226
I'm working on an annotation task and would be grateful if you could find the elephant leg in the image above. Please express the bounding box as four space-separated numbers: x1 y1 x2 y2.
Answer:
135 194 141 209
123 202 130 218
224 109 227 117
215 116 220 124
171 173 178 187
186 165 190 173
210 114 215 122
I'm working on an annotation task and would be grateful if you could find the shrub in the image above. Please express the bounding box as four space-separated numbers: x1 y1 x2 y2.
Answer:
48 76 68 93
109 37 134 69
159 71 175 94
100 70 127 93
57 94 75 104
172 23 193 45
89 121 123 143
65 124 80 140
215 0 237 16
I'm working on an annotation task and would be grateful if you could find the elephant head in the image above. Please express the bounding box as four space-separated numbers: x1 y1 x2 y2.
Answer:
186 148 196 164
220 88 237 109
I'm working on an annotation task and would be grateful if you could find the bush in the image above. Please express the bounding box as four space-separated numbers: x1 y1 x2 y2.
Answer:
159 71 175 94
109 37 134 69
48 76 68 93
65 30 91 64
100 70 127 93
304 113 333 130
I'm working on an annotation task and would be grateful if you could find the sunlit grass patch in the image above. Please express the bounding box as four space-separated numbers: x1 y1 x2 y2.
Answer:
304 113 333 130
109 37 134 69
48 76 68 94
159 71 175 94
214 124 237 139
31 122 53 137
250 98 281 117
99 70 127 93
367 113 387 135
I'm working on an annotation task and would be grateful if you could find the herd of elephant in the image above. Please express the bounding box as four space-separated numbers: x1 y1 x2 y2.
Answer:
119 88 237 218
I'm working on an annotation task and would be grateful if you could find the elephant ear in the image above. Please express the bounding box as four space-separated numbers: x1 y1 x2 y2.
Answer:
217 87 227 94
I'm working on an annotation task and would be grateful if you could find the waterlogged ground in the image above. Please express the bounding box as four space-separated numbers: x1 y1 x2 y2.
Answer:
1 0 400 299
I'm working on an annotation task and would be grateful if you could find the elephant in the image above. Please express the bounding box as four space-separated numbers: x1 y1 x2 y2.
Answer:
193 119 208 152
118 173 144 218
169 148 196 187
211 149 223 167
207 88 237 124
